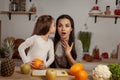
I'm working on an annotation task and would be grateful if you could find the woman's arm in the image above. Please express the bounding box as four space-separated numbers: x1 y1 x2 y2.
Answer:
75 39 83 62
18 36 34 63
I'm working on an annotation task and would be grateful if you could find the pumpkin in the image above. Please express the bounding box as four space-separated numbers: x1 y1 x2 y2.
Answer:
32 58 43 69
70 63 84 76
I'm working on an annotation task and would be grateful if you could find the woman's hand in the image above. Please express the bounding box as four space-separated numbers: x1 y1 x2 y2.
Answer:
61 40 74 55
61 40 76 64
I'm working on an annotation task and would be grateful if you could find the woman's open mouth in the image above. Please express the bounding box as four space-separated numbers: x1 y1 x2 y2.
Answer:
61 32 66 36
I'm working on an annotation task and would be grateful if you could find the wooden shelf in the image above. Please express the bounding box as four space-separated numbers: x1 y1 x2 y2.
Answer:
0 11 36 20
89 13 120 24
10 0 32 2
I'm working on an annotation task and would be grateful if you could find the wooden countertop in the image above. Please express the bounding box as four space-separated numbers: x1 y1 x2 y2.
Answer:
1 58 118 80
0 67 75 80
0 67 92 80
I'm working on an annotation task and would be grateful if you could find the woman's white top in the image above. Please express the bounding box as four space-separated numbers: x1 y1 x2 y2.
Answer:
18 35 54 67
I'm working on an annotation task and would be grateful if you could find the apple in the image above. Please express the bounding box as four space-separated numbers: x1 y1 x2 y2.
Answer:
83 53 90 60
101 52 109 59
46 69 57 80
92 6 99 10
20 63 31 74
114 9 120 15
85 55 93 62
93 53 100 59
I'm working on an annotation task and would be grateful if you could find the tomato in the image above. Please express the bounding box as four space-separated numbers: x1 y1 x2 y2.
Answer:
114 9 120 15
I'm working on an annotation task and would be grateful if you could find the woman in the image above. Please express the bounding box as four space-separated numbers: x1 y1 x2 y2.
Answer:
51 14 83 68
18 15 56 69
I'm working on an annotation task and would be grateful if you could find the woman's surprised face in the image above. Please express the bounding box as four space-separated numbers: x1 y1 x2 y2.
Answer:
58 18 72 40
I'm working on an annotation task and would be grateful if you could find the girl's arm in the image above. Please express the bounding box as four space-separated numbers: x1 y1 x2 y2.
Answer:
45 40 55 67
18 36 34 63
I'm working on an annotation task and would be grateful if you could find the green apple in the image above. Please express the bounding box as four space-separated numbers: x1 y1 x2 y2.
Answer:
20 63 31 74
46 69 57 80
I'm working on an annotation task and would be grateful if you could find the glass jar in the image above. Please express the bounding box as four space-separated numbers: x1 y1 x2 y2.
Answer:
9 0 18 11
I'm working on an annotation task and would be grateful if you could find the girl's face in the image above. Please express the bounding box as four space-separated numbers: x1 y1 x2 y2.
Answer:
49 20 56 34
57 18 72 40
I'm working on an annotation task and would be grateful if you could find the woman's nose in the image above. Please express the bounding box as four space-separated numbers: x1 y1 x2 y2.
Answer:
61 26 65 30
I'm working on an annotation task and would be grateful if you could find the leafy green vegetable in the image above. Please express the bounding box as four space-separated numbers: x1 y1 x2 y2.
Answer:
108 64 120 80
79 31 92 52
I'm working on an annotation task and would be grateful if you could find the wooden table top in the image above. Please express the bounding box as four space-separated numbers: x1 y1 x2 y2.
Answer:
0 67 92 80
0 67 75 80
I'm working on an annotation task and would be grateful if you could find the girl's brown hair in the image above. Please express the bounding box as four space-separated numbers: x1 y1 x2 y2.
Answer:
32 15 54 35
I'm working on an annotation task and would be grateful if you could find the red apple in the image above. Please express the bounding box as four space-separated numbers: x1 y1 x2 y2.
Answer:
46 69 57 80
83 53 90 60
114 9 120 15
101 52 109 59
93 54 100 59
85 55 93 62
92 6 99 10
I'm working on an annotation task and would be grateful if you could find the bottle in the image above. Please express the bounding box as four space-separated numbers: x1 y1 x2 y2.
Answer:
10 0 17 11
117 1 120 9
104 6 111 15
29 4 37 12
92 45 100 60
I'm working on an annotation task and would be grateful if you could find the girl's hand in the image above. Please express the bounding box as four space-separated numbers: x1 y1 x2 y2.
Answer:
26 61 32 65
61 40 74 55
30 61 46 69
39 64 46 69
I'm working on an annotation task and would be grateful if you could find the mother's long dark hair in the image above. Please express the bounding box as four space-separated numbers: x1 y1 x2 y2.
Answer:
54 14 77 60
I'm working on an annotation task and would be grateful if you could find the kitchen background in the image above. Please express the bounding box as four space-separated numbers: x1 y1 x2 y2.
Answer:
0 0 120 56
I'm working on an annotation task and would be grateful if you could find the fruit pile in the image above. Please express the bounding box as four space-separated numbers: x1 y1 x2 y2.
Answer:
70 63 88 80
83 51 109 62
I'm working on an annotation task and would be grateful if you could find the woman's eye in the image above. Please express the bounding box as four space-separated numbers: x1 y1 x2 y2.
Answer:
66 24 70 27
58 24 62 27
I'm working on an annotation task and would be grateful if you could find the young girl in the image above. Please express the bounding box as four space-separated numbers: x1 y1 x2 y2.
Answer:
18 15 56 69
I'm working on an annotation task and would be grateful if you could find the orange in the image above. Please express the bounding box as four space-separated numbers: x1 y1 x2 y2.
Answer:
32 58 43 69
75 70 88 80
70 63 84 76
